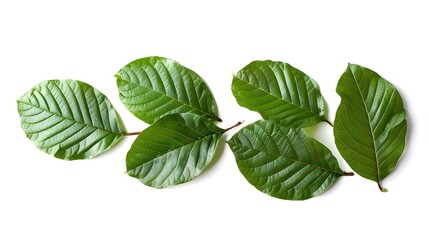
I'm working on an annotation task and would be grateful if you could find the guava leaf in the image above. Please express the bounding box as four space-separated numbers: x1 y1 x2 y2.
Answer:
116 56 220 124
334 63 407 192
227 120 350 200
17 80 126 160
127 113 228 188
232 60 326 128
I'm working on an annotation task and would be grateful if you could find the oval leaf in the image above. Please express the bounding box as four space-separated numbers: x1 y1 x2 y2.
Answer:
232 60 326 128
227 120 350 200
334 64 407 192
116 56 220 124
126 113 226 188
17 80 126 160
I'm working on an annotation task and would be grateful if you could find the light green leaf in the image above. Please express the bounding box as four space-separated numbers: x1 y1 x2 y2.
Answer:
116 56 220 124
127 113 235 188
232 60 327 128
227 120 351 200
17 80 126 160
334 64 407 192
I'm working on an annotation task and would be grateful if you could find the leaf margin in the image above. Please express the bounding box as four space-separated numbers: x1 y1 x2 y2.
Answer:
115 56 221 124
227 119 351 200
231 60 328 128
333 63 407 192
17 79 126 160
126 113 230 189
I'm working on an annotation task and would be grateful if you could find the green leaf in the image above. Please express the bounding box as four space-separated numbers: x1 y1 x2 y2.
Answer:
17 80 126 160
334 64 407 191
227 120 350 200
232 60 326 128
116 56 220 124
126 113 232 188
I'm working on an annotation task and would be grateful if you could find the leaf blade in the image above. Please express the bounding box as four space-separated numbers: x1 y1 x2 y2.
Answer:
232 60 326 128
116 56 220 124
126 113 225 188
17 80 125 160
227 120 346 200
334 63 407 191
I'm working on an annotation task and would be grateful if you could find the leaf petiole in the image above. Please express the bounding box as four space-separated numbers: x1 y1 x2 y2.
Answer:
214 116 223 122
122 120 239 137
123 131 141 136
378 182 388 192
225 121 243 132
324 119 334 127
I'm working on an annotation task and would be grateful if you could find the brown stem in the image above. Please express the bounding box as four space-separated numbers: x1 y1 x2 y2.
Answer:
343 171 354 176
214 116 223 122
225 121 243 132
123 131 141 136
378 182 388 192
324 119 334 127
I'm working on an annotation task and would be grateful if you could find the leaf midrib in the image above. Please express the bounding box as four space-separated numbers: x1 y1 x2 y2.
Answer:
229 141 344 176
127 128 225 173
348 69 381 185
118 77 219 121
234 77 324 120
18 100 125 136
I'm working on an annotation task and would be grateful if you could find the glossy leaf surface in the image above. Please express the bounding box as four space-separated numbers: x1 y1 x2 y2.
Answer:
227 120 349 200
17 80 126 160
334 64 407 191
127 113 226 188
116 56 220 124
232 60 326 128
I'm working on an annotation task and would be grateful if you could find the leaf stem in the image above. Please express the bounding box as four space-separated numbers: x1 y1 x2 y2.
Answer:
123 131 141 136
225 121 243 132
324 119 334 127
215 116 223 122
378 182 388 192
342 171 354 176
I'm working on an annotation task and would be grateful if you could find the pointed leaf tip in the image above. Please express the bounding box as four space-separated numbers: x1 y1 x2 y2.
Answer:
228 120 348 200
116 56 219 124
126 113 227 188
334 64 407 190
232 60 327 128
18 79 125 160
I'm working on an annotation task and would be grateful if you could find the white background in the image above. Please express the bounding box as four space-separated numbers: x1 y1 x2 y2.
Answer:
1 0 427 239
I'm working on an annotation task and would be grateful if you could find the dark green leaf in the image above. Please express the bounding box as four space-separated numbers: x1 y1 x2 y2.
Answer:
232 60 326 128
127 113 228 188
227 120 350 200
17 80 126 160
334 64 407 192
116 56 220 124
